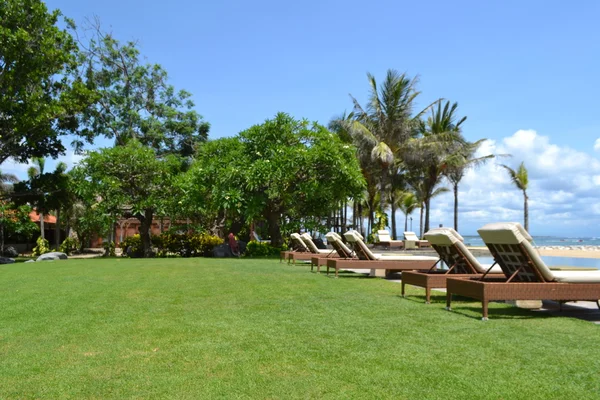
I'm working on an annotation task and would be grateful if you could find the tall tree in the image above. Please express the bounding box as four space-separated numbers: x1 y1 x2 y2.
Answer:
405 100 466 233
74 25 210 156
397 191 420 233
74 141 179 257
344 70 427 217
183 113 366 246
0 0 91 164
501 162 530 231
444 140 496 231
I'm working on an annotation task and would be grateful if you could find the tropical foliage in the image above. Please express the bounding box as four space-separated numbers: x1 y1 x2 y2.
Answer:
501 162 530 231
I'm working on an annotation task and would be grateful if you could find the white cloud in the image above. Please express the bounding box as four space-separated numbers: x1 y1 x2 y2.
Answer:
595 138 600 152
402 129 600 236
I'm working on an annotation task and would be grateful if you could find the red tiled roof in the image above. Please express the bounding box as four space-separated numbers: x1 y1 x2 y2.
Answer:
29 211 57 224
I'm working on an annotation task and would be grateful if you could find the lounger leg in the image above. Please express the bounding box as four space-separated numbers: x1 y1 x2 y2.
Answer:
482 300 489 321
596 300 600 310
445 292 452 311
310 261 314 272
425 287 431 304
401 282 405 297
335 267 339 278
326 265 329 276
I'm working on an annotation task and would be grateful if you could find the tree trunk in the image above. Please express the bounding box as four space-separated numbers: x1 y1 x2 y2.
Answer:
380 167 386 213
404 213 408 232
391 201 397 240
419 204 424 238
55 209 61 250
424 197 431 235
453 183 459 232
524 191 529 232
358 203 364 237
343 200 347 232
40 212 45 239
266 205 283 247
139 208 154 258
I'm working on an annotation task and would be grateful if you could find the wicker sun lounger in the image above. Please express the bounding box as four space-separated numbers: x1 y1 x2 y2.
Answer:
310 232 356 272
446 222 600 320
287 233 337 264
325 230 437 278
401 227 504 303
376 230 404 249
280 233 311 263
403 231 431 248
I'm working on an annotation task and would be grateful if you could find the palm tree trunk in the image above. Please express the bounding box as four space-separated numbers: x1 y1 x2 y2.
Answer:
453 183 459 231
524 191 529 232
419 204 424 238
343 200 347 232
358 202 364 236
404 213 408 232
391 201 397 240
424 197 431 235
380 168 386 213
55 209 61 250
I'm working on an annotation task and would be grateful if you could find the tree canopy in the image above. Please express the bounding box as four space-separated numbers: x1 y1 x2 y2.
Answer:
181 113 366 246
0 0 91 164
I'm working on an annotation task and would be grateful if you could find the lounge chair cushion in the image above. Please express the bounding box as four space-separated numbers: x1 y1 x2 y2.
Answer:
478 222 554 281
477 222 533 244
345 230 378 260
300 233 331 254
425 228 502 274
325 232 353 257
377 230 392 242
552 270 600 283
290 233 309 251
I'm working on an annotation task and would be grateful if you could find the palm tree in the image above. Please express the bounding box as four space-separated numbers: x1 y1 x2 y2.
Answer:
27 158 46 239
343 70 435 224
444 139 496 231
27 158 68 246
1 170 18 195
501 162 529 231
397 192 420 233
404 100 466 233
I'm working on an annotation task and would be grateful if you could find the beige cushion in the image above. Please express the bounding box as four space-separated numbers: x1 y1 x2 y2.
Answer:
478 223 553 281
552 271 600 283
404 231 420 241
425 228 499 274
477 222 533 244
290 233 309 251
344 230 378 260
378 255 437 261
377 230 392 242
300 233 330 254
325 232 353 257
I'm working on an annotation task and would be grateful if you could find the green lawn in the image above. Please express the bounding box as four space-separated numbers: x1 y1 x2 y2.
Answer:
1 258 598 399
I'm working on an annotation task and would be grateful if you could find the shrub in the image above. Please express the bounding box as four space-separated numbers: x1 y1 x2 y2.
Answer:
121 234 142 258
32 236 50 257
103 241 116 257
154 232 223 257
59 237 79 256
245 241 287 257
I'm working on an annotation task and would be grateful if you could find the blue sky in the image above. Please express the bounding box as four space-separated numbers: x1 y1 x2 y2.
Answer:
5 0 600 236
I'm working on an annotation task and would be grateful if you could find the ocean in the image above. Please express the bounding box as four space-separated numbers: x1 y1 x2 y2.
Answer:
463 235 600 247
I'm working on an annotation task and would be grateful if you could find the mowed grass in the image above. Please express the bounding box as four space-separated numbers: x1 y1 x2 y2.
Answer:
1 258 599 399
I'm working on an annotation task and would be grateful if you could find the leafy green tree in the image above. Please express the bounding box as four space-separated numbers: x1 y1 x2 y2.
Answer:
75 141 179 257
0 202 37 255
405 100 466 233
501 162 530 231
183 113 365 246
0 0 91 164
74 26 209 156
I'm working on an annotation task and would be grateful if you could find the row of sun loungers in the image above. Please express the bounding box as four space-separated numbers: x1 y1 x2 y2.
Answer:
281 223 600 321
